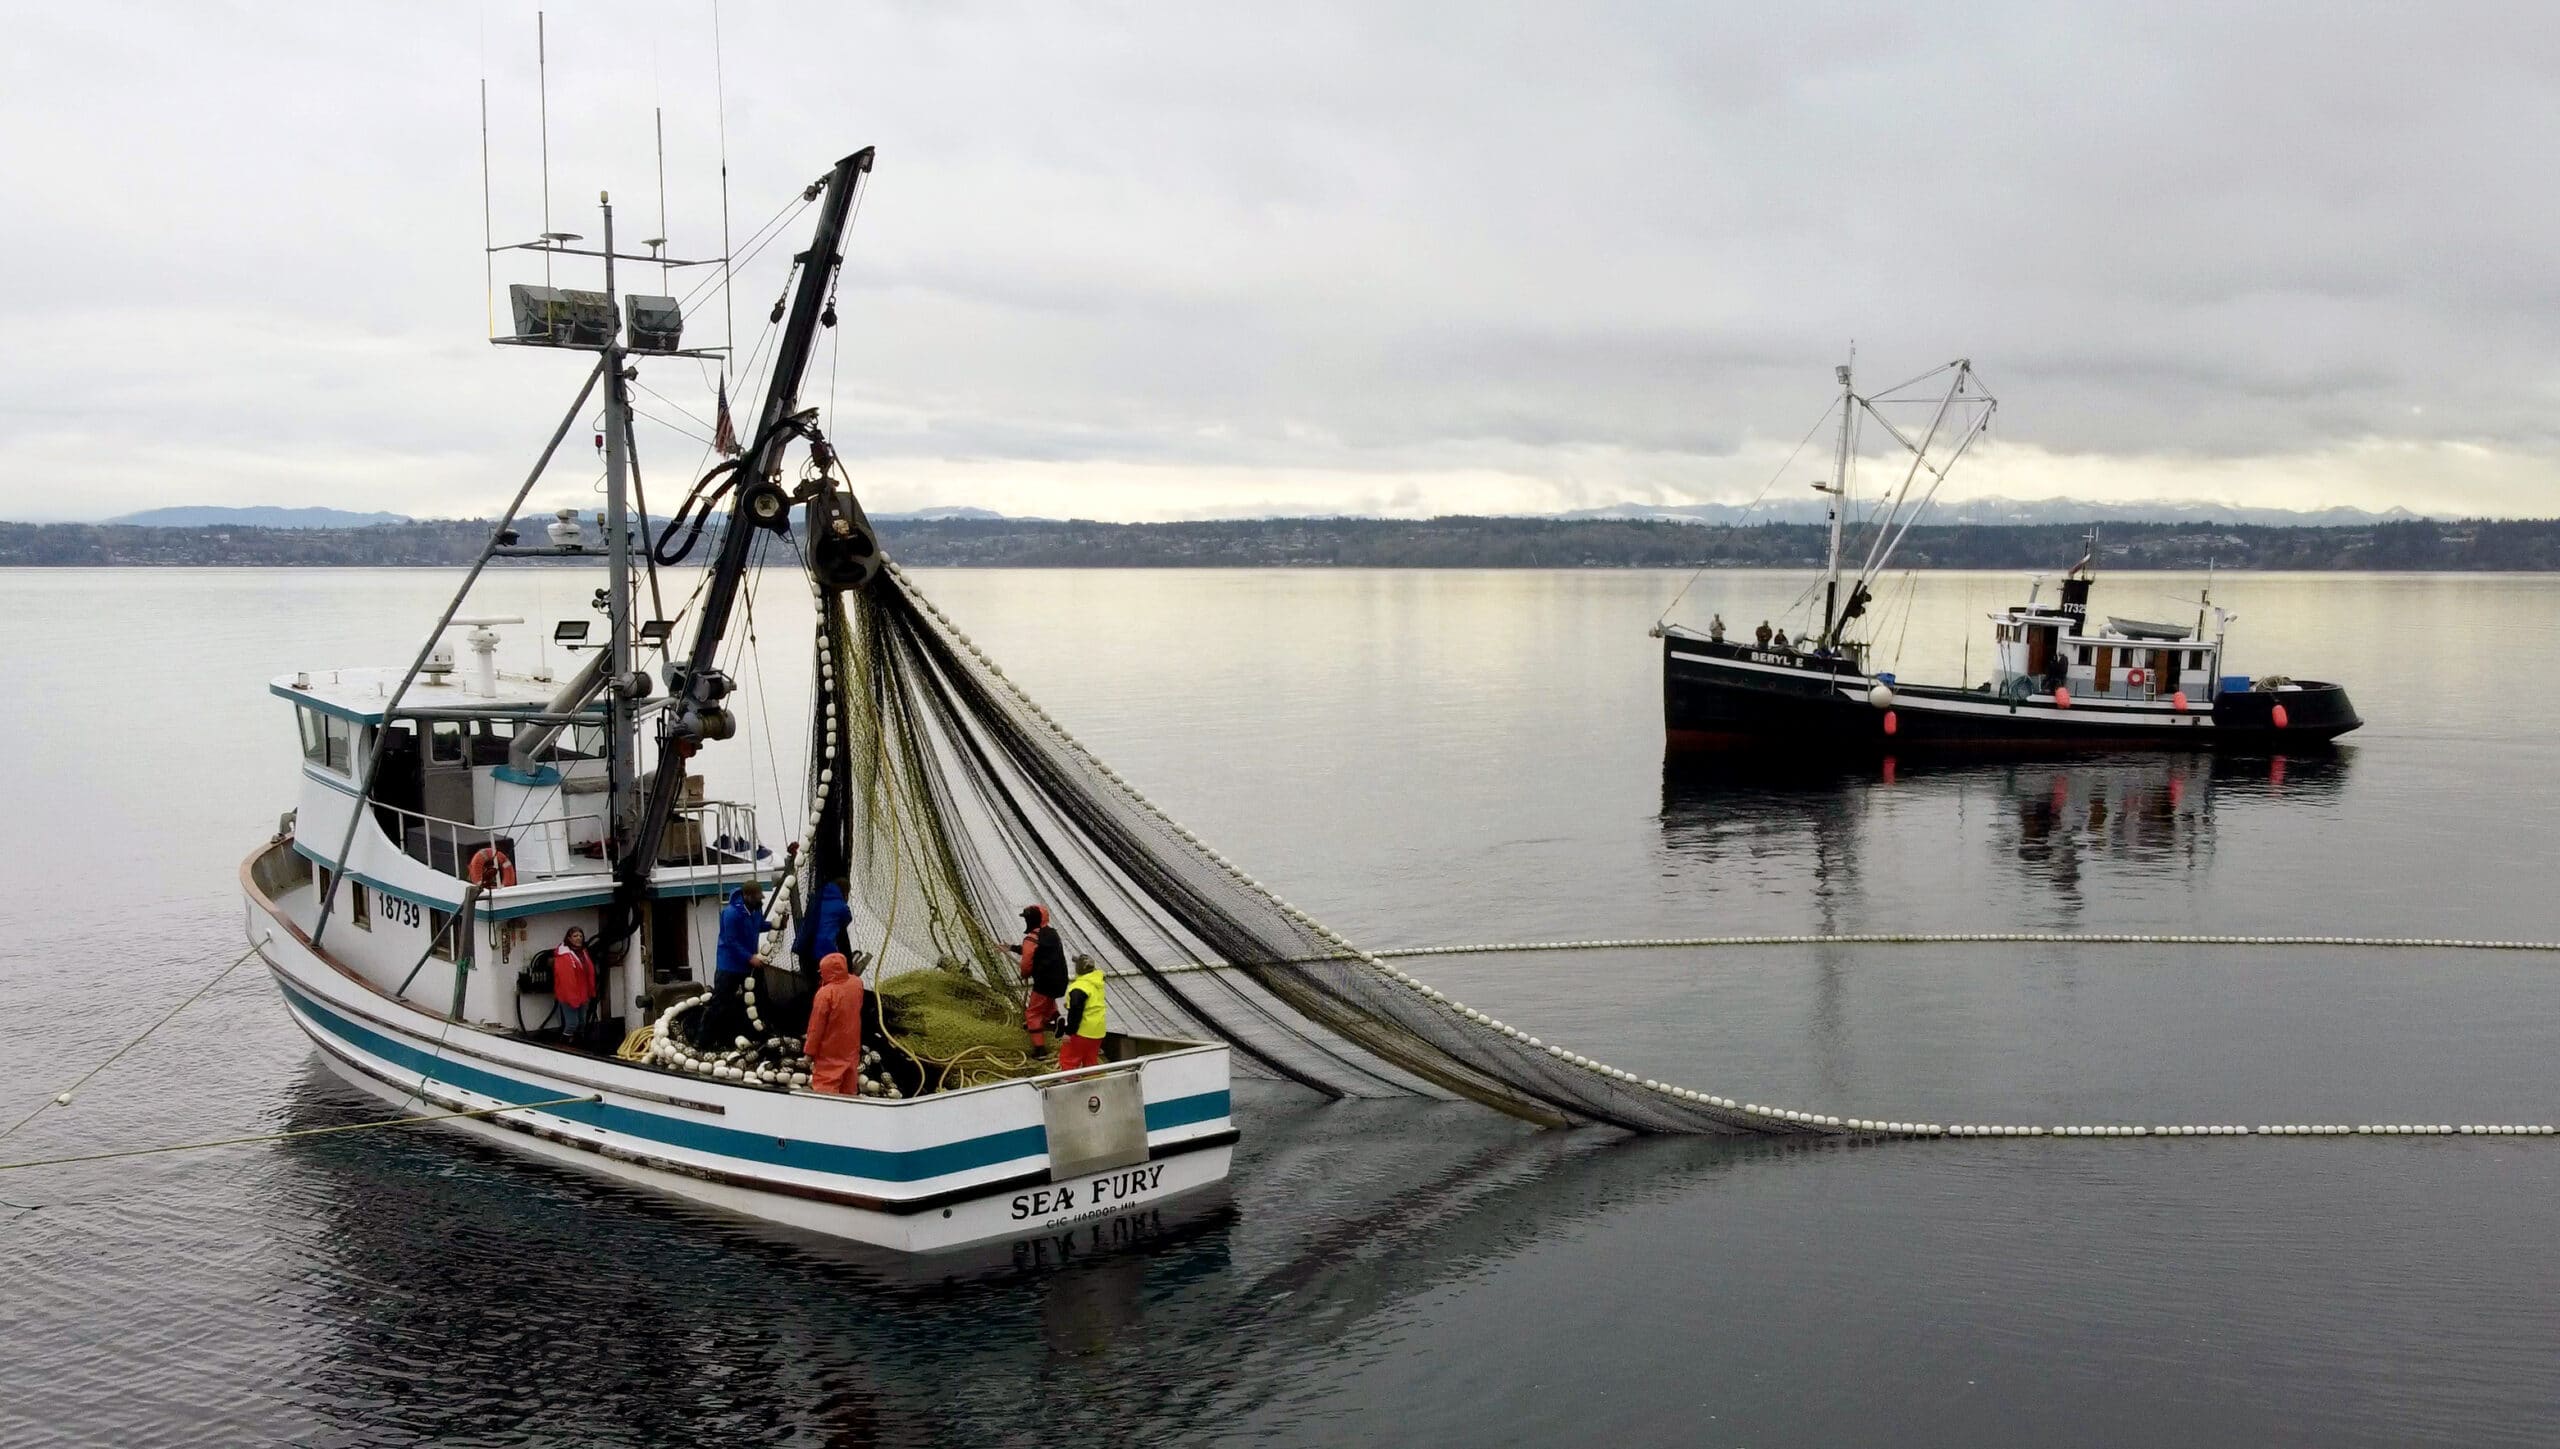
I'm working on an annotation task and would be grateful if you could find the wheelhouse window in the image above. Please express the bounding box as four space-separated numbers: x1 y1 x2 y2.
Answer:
320 714 354 774
470 717 516 765
299 708 327 764
430 720 466 764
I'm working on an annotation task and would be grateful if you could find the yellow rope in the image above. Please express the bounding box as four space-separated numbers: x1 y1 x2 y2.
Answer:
614 1023 656 1062
0 1094 603 1173
2 941 265 1144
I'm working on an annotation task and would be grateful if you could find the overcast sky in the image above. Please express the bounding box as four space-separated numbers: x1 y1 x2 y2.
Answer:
5 1 2558 523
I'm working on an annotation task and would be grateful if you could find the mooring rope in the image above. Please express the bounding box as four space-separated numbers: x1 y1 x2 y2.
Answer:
0 1094 605 1173
0 938 269 1145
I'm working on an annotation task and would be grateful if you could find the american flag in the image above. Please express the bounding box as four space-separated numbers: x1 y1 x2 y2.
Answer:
713 379 741 457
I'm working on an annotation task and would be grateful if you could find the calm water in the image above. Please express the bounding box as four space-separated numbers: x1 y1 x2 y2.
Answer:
5 566 2560 1447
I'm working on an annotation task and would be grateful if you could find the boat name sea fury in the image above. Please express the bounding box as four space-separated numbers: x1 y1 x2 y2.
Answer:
1012 1163 1168 1220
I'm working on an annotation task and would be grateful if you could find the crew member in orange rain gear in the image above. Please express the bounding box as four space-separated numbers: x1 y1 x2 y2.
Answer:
1017 904 1069 1049
804 951 869 1095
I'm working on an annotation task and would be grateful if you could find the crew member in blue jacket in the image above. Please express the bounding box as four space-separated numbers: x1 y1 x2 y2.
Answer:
795 879 853 975
707 882 765 1042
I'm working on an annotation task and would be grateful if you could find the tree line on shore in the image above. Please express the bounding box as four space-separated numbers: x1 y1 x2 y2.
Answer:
4 514 2557 570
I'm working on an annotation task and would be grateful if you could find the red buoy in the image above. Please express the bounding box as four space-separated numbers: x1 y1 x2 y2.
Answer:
2171 690 2189 712
1884 709 1899 737
2053 686 2072 709
2272 702 2289 729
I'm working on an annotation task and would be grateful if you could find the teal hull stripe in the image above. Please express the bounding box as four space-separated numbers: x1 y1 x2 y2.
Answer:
275 975 1230 1185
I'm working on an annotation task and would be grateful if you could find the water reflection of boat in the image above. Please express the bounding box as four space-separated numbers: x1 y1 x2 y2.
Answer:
1660 751 2350 900
258 1063 1830 1444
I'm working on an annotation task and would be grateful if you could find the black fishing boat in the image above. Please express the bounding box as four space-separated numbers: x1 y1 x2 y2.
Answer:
1654 361 2361 754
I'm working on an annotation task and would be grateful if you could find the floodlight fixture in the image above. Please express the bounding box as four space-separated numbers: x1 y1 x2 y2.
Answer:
625 295 683 353
508 284 616 347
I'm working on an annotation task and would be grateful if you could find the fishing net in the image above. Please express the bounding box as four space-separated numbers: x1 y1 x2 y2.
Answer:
788 561 1813 1136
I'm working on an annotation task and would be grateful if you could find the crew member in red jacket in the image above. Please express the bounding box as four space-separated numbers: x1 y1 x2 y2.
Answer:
804 951 868 1095
1016 904 1070 1049
552 925 599 1040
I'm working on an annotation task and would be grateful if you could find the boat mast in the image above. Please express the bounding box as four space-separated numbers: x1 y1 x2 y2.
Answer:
1819 362 1854 647
598 192 640 842
617 149 875 906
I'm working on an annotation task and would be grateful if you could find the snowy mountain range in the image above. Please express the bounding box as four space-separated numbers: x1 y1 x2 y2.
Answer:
1553 496 2430 527
103 505 413 529
75 498 2448 531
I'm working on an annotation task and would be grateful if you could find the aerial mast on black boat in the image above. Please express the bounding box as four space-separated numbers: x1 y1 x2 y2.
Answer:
1655 360 2361 754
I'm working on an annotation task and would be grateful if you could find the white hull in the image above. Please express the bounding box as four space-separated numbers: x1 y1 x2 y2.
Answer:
243 843 1237 1256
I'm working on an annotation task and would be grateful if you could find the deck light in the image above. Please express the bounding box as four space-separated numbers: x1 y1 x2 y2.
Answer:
625 295 683 352
509 284 616 346
553 620 592 649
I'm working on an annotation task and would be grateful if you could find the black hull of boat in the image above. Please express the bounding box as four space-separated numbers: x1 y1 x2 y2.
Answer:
1663 638 2361 755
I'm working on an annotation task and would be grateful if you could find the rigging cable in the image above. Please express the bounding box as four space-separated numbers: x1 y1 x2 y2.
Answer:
1 1095 603 1174
712 0 733 366
1 940 267 1145
1655 399 1840 627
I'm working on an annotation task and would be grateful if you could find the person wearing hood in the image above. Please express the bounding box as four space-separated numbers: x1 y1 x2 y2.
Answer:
552 925 599 1042
1058 953 1108 1072
795 879 854 974
1016 904 1069 1050
804 950 868 1095
706 882 765 1043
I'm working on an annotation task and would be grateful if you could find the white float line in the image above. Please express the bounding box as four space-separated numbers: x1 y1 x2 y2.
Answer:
1370 933 2560 957
886 564 1830 1131
1924 1124 2559 1138
885 570 2560 1146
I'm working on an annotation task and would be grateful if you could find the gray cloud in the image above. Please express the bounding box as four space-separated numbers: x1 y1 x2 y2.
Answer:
5 1 2559 522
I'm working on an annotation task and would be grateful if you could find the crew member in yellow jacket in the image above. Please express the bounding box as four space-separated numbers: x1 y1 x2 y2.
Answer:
1058 954 1107 1071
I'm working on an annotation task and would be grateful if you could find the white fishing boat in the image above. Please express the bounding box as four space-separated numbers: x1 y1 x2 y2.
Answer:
239 149 1235 1255
236 116 1876 1260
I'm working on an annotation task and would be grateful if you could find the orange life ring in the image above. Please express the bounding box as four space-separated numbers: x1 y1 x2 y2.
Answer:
2126 666 2147 686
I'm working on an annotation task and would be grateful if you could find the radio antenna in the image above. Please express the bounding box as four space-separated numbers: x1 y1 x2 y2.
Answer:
713 0 734 374
537 10 553 286
654 106 671 292
479 77 494 335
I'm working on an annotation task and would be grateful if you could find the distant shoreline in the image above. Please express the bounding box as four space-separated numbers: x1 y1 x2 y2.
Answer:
4 515 2556 570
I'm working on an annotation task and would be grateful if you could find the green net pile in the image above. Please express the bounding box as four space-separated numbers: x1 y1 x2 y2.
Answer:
875 968 1046 1088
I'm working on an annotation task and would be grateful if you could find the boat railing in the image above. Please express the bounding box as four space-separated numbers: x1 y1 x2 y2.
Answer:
661 799 764 868
370 797 609 881
366 795 764 879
